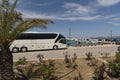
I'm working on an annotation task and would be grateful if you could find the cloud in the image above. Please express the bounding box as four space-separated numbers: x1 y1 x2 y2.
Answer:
107 15 120 26
17 2 116 22
111 18 120 21
18 10 55 19
97 0 120 6
35 3 54 6
108 21 120 26
63 3 95 16
18 9 101 21
35 0 59 7
56 15 101 21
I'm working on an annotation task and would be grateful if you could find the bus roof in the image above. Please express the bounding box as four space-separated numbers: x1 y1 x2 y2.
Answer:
23 32 59 34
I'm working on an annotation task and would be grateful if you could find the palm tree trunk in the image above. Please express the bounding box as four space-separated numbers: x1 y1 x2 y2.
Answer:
0 48 14 80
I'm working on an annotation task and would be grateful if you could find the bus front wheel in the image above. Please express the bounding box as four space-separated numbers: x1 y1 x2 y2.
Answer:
12 47 19 53
53 45 58 50
20 47 28 52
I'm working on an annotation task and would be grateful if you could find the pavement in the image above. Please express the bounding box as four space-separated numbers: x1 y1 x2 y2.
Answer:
13 44 119 61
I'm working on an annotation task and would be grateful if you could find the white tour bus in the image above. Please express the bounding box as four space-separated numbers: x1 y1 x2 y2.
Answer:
10 32 67 52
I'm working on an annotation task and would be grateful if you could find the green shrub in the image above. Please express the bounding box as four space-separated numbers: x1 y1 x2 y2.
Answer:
15 57 27 66
36 54 44 63
108 52 120 77
86 52 93 60
93 63 108 80
63 52 77 69
100 52 110 58
15 60 57 80
90 58 110 80
40 60 57 80
90 57 98 66
15 64 41 80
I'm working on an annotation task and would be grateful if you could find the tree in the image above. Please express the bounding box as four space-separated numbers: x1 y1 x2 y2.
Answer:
108 52 120 77
0 0 52 80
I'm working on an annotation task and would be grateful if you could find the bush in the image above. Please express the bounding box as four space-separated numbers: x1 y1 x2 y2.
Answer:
15 57 27 66
15 64 41 80
93 63 108 80
40 60 57 80
15 60 57 80
86 52 93 60
90 58 110 80
73 71 83 80
90 57 98 66
100 52 110 58
36 54 44 63
63 52 77 69
108 52 120 77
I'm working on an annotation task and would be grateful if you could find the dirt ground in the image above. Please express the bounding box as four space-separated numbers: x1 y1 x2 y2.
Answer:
54 57 118 80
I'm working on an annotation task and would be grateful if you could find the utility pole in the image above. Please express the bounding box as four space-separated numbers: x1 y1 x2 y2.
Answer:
110 30 112 40
69 28 71 40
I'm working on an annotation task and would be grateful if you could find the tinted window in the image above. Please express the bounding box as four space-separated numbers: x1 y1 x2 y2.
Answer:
59 38 66 44
55 34 65 43
17 33 57 39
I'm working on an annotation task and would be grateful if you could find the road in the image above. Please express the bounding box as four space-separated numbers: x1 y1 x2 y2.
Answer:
13 45 119 61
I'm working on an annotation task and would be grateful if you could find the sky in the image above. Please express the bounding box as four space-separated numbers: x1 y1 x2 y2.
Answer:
7 0 120 38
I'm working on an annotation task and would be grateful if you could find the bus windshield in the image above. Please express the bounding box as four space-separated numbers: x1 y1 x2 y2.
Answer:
59 38 66 44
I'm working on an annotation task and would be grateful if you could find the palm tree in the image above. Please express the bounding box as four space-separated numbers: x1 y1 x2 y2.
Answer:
0 0 53 80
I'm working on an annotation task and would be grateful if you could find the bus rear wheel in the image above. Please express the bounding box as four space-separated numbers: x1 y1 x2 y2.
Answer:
20 47 28 52
53 45 58 50
12 47 19 53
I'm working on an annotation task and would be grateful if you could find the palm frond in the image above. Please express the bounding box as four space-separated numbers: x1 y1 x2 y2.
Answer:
0 0 53 48
0 0 22 44
11 0 18 11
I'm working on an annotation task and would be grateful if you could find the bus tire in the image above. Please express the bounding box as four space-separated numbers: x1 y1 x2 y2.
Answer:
20 47 28 52
53 45 58 50
12 47 19 53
